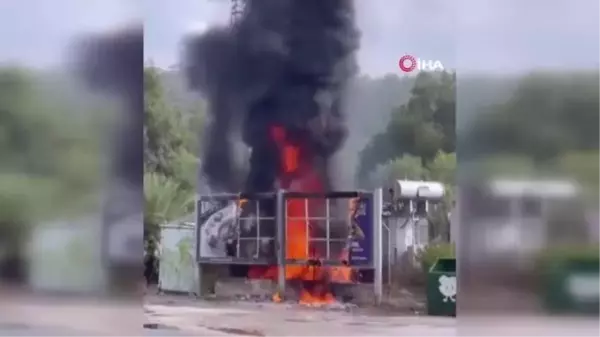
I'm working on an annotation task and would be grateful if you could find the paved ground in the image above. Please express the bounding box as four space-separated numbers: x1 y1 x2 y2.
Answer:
144 299 455 336
143 294 600 336
2 290 597 336
0 289 453 336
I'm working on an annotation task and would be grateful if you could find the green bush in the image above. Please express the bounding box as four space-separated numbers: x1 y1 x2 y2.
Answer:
416 242 456 273
535 244 599 270
540 245 598 259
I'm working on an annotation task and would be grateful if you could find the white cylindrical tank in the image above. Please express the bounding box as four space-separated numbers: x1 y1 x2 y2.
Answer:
394 180 445 200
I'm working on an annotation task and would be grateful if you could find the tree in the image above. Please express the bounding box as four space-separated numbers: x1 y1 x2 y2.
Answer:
143 66 205 277
555 151 599 201
0 66 103 281
428 151 456 187
367 154 429 189
144 172 195 243
357 71 456 184
426 151 456 240
144 67 189 181
462 71 599 163
0 67 102 222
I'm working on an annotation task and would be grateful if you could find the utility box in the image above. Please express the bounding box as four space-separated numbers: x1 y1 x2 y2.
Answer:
427 258 456 317
158 221 198 294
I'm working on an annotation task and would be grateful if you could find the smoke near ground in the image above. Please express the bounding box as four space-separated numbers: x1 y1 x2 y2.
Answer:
183 0 360 193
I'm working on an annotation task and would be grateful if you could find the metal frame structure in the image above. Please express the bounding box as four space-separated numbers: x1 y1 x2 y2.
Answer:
195 188 384 304
380 199 433 288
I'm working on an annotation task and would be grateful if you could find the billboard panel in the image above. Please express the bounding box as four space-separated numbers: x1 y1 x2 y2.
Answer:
350 196 373 267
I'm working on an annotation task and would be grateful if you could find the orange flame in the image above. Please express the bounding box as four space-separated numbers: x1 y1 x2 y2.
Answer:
249 125 354 305
271 126 299 173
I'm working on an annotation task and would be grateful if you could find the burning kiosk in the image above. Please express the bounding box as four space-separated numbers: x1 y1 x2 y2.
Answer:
195 189 384 305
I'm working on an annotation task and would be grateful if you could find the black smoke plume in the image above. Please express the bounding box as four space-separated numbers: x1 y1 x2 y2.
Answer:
183 0 360 193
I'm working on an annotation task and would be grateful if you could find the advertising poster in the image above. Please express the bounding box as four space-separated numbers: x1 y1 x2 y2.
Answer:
349 196 372 267
196 201 239 260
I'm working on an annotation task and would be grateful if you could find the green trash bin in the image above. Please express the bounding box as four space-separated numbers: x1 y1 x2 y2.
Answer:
427 258 456 317
541 256 599 315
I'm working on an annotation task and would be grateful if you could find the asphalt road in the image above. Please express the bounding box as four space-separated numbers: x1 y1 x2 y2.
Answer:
0 291 454 336
2 292 597 336
144 301 455 336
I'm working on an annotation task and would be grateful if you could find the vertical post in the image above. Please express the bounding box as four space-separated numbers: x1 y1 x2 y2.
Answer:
382 220 392 288
372 188 383 305
325 198 330 259
195 196 203 296
255 200 261 258
304 198 309 257
235 200 242 258
195 196 201 263
275 189 286 298
388 221 393 288
410 200 417 255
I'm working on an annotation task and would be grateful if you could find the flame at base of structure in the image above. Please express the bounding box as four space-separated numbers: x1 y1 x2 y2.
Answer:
247 125 355 306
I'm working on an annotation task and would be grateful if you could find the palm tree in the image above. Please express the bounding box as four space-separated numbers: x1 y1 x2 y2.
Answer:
143 172 195 283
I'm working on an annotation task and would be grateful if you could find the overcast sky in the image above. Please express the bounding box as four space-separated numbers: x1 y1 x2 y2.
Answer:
0 0 598 76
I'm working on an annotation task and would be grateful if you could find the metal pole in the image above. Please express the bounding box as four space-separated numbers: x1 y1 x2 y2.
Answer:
255 200 260 258
382 221 392 289
195 196 201 263
275 189 286 298
235 201 241 258
372 188 383 305
304 198 309 257
325 198 330 259
388 221 392 288
195 196 203 296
